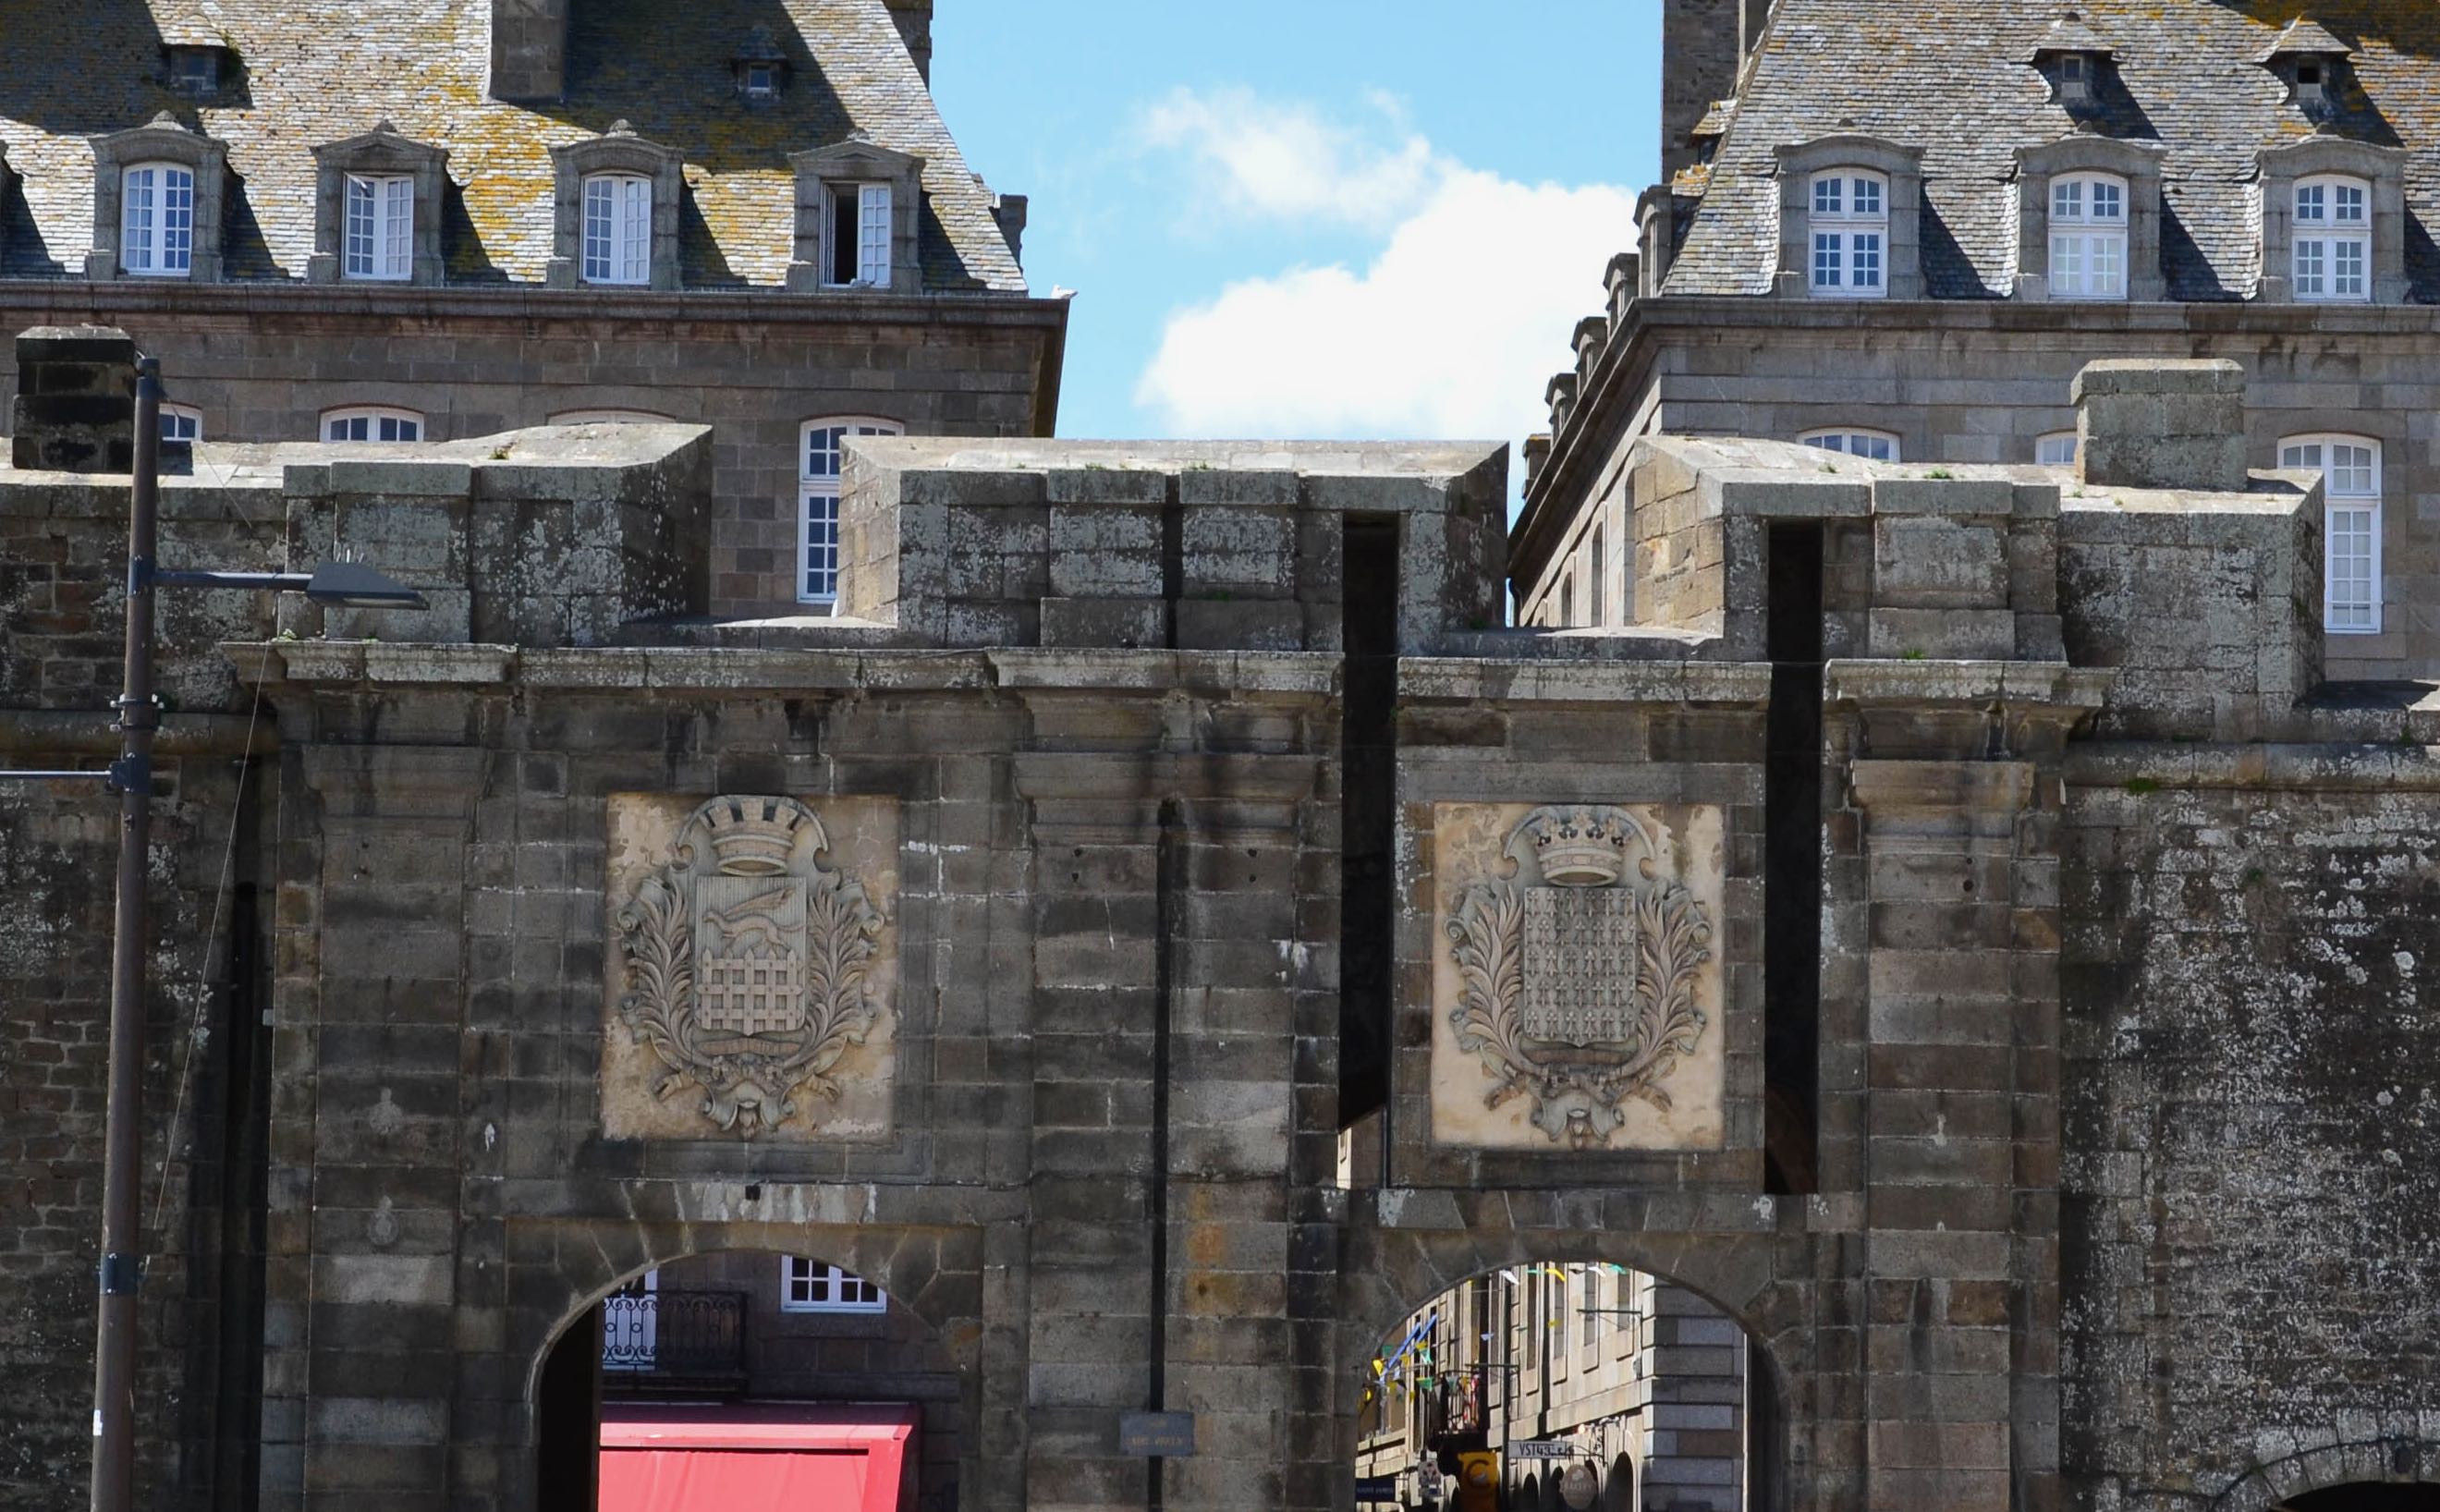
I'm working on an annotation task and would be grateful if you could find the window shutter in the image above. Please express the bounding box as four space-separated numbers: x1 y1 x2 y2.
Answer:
859 183 892 286
621 176 651 283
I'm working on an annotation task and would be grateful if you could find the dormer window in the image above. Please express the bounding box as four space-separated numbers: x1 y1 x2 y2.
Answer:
2295 61 2326 107
2050 173 2128 299
166 47 223 95
546 124 683 291
1808 172 1887 298
2058 53 2091 103
733 25 790 101
743 63 778 99
310 123 446 286
121 163 195 277
788 138 926 295
582 174 653 286
344 175 413 281
2294 175 2370 302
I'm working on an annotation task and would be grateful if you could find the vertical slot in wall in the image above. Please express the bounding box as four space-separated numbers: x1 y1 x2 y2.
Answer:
1763 522 1824 1195
1338 517 1401 1158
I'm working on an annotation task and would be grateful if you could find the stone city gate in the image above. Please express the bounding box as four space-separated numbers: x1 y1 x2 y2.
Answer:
6 343 2440 1511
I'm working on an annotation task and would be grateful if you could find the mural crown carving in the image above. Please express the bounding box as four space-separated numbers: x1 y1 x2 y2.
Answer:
697 796 809 876
1531 809 1632 886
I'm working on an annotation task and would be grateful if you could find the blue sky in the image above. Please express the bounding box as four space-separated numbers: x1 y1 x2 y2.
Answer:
932 3 1663 459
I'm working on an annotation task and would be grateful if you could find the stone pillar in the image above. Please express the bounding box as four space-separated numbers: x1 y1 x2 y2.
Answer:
262 746 484 1510
2073 358 2248 494
487 0 569 102
1844 757 2061 1512
12 324 136 474
885 0 934 83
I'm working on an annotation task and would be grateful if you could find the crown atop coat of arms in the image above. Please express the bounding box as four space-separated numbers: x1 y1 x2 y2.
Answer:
694 795 822 876
1529 809 1635 886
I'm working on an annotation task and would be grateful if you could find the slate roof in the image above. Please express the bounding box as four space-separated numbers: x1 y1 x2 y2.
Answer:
0 0 1026 292
1665 0 2440 302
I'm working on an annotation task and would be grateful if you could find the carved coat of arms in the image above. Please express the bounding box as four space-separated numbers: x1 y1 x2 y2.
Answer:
1444 805 1714 1148
614 796 885 1135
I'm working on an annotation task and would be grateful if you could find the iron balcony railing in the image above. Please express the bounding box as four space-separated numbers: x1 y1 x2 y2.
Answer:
601 1289 748 1382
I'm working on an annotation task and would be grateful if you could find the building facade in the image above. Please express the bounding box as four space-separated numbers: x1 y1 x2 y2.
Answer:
1518 0 2440 684
0 0 1066 619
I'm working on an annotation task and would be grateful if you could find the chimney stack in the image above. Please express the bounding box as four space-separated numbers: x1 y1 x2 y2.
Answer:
490 0 571 102
885 0 933 84
2073 360 2249 494
1662 0 1746 178
12 326 137 474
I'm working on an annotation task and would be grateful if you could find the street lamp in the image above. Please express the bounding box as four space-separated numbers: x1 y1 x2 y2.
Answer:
0 355 424 1512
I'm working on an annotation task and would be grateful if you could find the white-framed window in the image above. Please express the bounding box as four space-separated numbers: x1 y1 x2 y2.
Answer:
824 182 892 287
1588 523 1606 627
743 62 779 99
2035 432 2079 466
2294 175 2371 302
2280 433 2382 633
546 408 671 425
121 163 195 277
344 174 413 281
159 404 201 444
1808 171 1887 298
799 416 901 604
322 406 424 443
780 1258 885 1314
1800 428 1900 461
2058 53 2092 103
2050 173 2128 299
580 173 653 286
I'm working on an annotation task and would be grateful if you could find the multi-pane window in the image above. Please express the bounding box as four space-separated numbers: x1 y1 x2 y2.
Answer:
1809 171 1887 298
159 405 202 444
121 163 195 277
1800 429 1900 461
2050 173 2128 299
779 1258 885 1313
2294 176 2371 302
800 417 901 603
2035 433 2079 466
2280 435 2382 633
580 173 652 286
825 183 893 287
344 174 413 281
323 407 423 443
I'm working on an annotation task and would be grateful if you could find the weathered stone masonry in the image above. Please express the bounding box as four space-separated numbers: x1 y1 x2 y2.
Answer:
8 340 2440 1512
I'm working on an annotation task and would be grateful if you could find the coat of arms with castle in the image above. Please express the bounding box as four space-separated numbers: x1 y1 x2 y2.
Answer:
1444 805 1714 1148
613 796 885 1134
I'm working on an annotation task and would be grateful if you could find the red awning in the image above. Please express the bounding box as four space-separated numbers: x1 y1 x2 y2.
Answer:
599 1403 919 1512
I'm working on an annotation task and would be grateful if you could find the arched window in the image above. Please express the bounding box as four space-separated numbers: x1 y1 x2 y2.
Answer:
2049 172 2128 299
546 408 671 425
799 417 901 604
2035 432 2079 466
2279 433 2381 632
322 405 424 443
2294 175 2371 301
1808 170 1887 298
121 162 195 277
343 173 414 281
580 173 653 286
1800 428 1899 461
159 404 202 444
1587 523 1606 627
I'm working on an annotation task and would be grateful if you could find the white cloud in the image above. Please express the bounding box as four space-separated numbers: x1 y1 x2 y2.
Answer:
1138 86 1446 231
1135 165 1639 445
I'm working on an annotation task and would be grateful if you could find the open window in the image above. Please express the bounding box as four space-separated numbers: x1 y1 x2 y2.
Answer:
580 174 653 287
2280 433 2382 634
310 123 447 286
787 138 926 295
799 416 902 605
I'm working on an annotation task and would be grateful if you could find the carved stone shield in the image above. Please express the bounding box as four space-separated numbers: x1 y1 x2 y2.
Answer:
1519 887 1640 1047
613 795 884 1135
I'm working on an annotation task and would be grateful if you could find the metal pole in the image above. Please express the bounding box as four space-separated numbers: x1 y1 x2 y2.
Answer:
92 357 161 1512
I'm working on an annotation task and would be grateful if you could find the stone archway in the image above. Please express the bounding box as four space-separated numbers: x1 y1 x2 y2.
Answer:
489 1209 995 1512
2215 1433 2440 1511
1339 1199 1812 1512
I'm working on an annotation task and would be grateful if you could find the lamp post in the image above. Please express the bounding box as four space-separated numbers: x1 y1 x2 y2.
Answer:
0 355 424 1512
